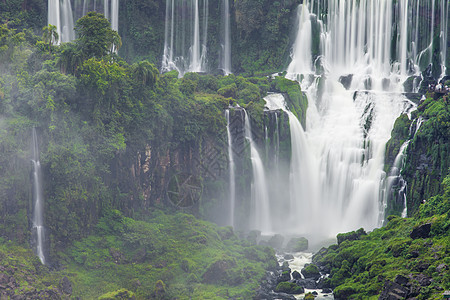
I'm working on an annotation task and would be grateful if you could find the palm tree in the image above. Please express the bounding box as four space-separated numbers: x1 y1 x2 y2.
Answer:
132 61 159 86
42 24 59 53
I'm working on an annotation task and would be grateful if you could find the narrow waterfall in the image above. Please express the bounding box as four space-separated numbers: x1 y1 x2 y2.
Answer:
225 110 236 227
31 128 45 265
48 0 61 44
285 0 421 238
48 0 120 44
243 110 272 233
439 0 449 79
221 0 231 74
162 0 208 75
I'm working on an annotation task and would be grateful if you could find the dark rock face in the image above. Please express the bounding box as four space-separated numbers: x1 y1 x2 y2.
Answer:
291 270 301 280
410 223 431 239
339 74 353 90
379 280 409 300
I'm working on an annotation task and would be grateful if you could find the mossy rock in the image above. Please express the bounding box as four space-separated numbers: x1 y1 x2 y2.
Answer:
98 288 136 300
275 281 304 294
301 264 321 280
304 292 315 299
286 237 308 252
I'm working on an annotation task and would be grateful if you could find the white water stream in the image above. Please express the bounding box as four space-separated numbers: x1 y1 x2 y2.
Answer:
31 128 45 265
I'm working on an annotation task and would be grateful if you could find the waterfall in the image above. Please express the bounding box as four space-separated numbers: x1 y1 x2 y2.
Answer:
221 0 232 74
225 110 236 227
243 110 272 233
48 0 119 44
31 128 45 265
285 0 421 238
439 0 449 79
162 0 208 75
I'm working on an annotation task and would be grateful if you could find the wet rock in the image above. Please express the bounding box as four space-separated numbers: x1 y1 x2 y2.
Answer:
295 278 317 289
410 223 431 239
278 270 291 283
301 264 321 280
284 254 294 260
322 288 332 294
339 74 353 90
291 270 301 280
379 280 409 300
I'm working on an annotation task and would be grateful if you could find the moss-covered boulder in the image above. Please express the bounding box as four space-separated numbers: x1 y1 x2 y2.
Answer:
274 281 304 294
301 264 321 280
98 289 136 300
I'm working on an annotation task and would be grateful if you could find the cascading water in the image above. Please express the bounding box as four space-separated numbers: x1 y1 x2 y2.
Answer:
284 0 422 238
31 128 45 265
243 110 272 233
220 0 232 74
225 110 236 227
162 0 208 75
48 0 119 44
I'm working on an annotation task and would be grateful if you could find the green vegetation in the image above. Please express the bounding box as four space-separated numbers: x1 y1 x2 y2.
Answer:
66 209 276 299
313 174 450 299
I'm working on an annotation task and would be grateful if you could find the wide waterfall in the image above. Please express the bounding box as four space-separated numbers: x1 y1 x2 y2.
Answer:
282 0 429 238
162 0 209 75
48 0 119 44
31 128 45 265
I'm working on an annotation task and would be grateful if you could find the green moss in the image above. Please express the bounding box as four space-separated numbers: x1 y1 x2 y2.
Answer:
98 288 136 300
274 281 304 294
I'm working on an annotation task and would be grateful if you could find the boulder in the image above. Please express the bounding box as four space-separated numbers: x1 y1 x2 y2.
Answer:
274 282 304 294
278 270 291 283
295 278 317 289
301 264 321 280
378 280 409 300
284 254 294 260
291 270 301 280
410 223 431 239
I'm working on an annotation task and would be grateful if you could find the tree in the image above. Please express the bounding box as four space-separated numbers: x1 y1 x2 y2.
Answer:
131 60 158 86
42 24 59 53
75 11 121 59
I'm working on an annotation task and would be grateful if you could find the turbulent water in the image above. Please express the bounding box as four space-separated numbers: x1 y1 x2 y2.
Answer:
229 0 443 239
31 128 45 265
283 0 425 238
48 0 119 44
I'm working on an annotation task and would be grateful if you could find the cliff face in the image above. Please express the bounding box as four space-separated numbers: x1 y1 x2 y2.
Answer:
384 94 450 217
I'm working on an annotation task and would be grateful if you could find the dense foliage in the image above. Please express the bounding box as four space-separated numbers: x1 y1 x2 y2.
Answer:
312 174 450 299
